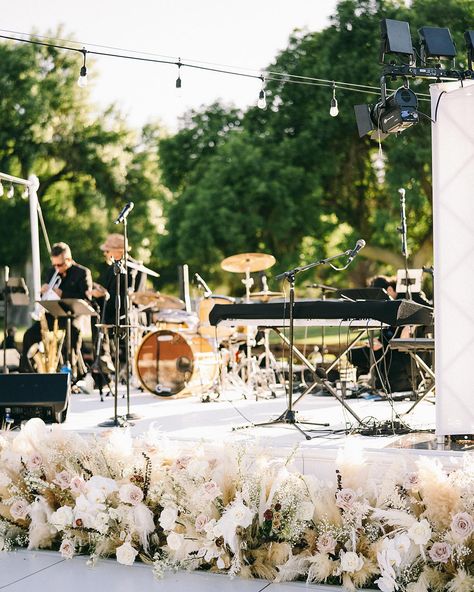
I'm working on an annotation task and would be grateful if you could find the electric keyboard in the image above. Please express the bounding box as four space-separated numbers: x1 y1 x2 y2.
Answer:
209 299 433 328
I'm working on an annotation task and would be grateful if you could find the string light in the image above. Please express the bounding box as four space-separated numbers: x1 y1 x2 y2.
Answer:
330 81 339 117
175 58 182 91
7 184 14 199
258 76 266 109
0 181 3 197
77 48 88 88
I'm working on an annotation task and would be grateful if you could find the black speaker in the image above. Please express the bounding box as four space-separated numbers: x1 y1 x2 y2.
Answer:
0 373 71 425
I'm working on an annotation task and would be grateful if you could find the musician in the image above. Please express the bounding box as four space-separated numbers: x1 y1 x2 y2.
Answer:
20 242 92 376
348 275 414 393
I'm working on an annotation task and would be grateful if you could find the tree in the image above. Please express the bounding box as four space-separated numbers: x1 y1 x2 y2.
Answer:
158 0 473 290
0 33 166 283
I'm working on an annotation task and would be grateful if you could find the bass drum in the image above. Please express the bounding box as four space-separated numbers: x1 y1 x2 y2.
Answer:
135 330 217 396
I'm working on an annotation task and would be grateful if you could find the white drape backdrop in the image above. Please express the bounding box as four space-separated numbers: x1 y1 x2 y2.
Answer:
431 80 474 436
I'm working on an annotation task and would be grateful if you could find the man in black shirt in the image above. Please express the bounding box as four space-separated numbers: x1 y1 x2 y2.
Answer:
20 242 92 376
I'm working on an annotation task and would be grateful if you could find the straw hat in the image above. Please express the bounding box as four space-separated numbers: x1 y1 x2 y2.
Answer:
100 233 130 252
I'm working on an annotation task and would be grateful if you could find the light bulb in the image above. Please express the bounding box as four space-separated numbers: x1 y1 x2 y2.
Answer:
0 182 4 197
77 65 88 88
258 89 266 109
330 97 339 117
22 187 29 199
7 185 14 199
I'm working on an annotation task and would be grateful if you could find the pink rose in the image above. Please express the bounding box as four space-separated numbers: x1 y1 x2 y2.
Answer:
26 453 43 470
10 499 30 521
195 514 209 532
403 472 420 491
335 488 357 511
451 512 474 540
54 470 72 490
59 539 75 559
119 483 144 506
429 541 452 563
174 456 191 470
69 476 86 495
202 480 221 501
317 533 337 554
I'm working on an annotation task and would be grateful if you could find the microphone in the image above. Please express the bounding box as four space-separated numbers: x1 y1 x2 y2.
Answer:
114 202 134 224
347 239 366 263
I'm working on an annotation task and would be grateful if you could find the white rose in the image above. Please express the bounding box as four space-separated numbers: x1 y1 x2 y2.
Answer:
119 483 144 506
375 574 397 592
228 502 253 528
0 471 11 488
167 531 184 551
335 488 357 511
297 501 315 521
115 541 138 565
159 506 178 531
10 499 30 521
451 512 474 540
87 475 118 497
317 533 337 555
50 506 74 530
59 538 75 559
407 519 432 546
93 511 110 534
340 551 364 573
186 459 208 479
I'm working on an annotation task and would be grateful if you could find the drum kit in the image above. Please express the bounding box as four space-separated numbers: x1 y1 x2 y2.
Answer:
123 252 284 400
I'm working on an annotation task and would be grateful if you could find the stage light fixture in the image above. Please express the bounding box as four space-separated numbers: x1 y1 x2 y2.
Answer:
465 30 474 70
7 184 14 199
77 48 88 88
380 18 414 63
419 26 457 62
354 86 419 140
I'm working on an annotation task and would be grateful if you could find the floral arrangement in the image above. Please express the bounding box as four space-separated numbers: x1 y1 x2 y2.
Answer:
0 419 473 591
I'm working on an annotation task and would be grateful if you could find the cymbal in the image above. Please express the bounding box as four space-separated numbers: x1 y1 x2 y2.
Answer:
221 252 276 273
131 291 185 310
249 290 284 302
126 260 160 278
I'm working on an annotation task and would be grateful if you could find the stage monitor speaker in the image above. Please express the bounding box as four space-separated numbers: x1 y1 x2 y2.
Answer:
0 373 71 426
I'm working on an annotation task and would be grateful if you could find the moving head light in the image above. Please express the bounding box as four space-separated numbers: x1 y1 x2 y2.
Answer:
354 87 419 140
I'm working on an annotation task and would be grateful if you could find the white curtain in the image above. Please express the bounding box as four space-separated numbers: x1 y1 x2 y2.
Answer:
431 80 474 436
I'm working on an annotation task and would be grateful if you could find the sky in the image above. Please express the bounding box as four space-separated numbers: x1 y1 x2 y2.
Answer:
2 0 338 131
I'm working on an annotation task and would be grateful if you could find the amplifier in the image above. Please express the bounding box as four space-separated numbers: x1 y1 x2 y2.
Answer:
0 373 71 426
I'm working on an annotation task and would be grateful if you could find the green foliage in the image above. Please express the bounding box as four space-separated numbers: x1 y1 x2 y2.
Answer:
158 0 474 290
0 33 166 283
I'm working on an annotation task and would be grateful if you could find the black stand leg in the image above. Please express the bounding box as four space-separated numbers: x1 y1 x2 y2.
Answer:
233 274 330 440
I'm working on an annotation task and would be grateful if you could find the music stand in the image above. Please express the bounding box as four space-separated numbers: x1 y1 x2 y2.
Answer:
2 270 29 374
38 298 97 375
338 288 391 301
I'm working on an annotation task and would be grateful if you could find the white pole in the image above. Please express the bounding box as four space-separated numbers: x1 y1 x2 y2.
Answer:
28 175 42 316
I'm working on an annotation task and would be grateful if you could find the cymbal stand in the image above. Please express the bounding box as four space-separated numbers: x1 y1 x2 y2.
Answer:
241 267 255 397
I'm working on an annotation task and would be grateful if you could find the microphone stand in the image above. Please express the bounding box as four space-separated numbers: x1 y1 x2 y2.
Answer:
2 266 9 374
398 188 411 300
236 250 352 440
99 257 125 427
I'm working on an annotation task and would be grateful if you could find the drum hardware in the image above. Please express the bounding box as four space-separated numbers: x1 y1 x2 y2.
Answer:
131 291 185 310
125 259 160 278
221 252 276 399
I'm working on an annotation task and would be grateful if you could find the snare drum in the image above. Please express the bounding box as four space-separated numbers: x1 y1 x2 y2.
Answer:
197 296 235 340
153 308 199 332
134 329 218 396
